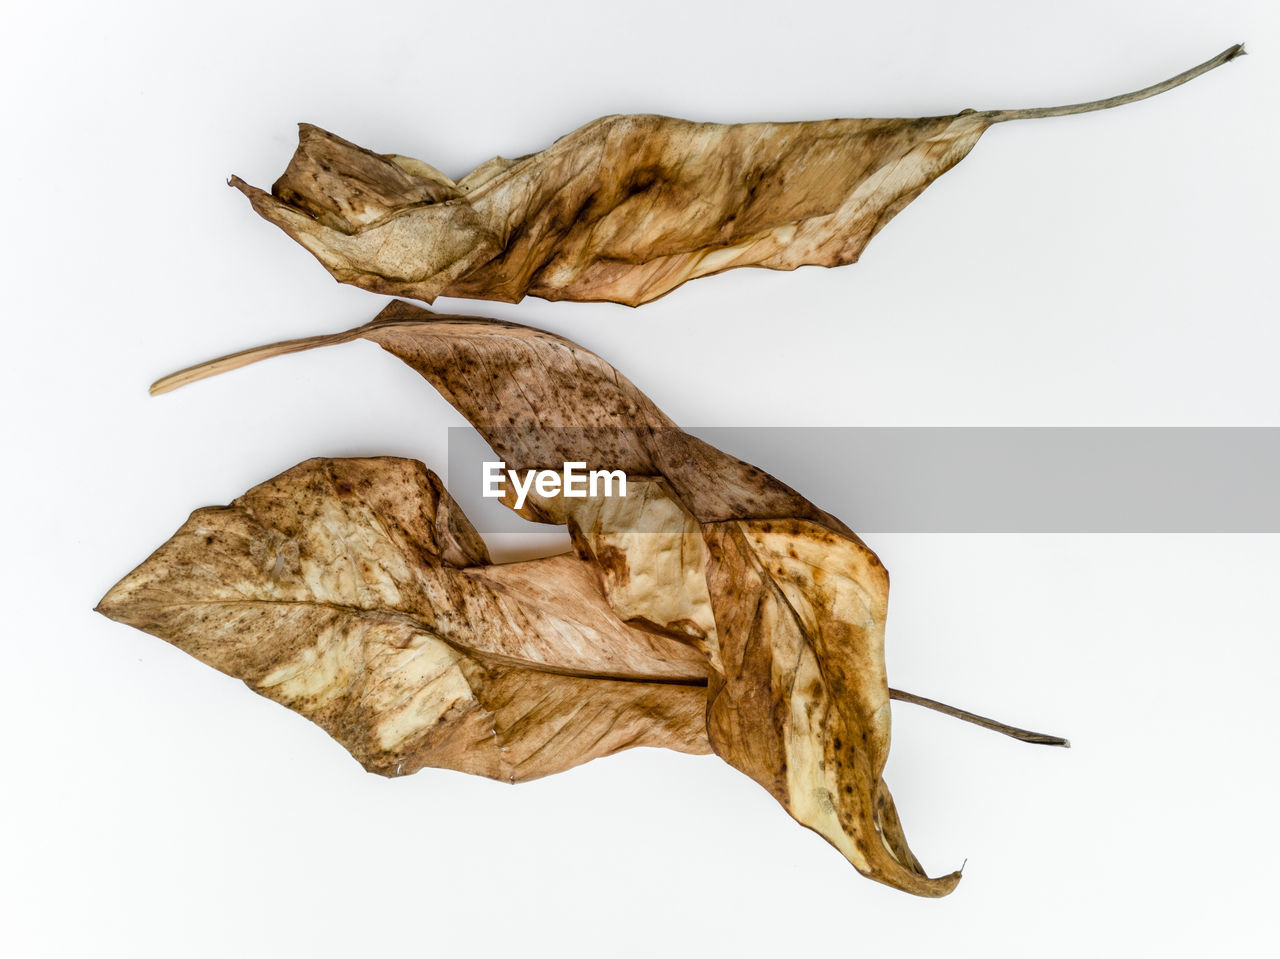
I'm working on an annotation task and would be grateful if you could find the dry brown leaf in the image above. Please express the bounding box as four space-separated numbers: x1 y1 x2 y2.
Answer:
118 301 1065 896
228 46 1240 306
97 457 710 783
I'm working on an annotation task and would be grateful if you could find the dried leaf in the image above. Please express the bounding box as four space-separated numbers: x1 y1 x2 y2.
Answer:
125 303 1070 896
97 457 709 783
229 46 1240 306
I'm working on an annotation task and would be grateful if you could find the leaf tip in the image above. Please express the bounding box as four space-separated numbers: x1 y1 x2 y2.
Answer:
926 866 965 898
92 591 122 622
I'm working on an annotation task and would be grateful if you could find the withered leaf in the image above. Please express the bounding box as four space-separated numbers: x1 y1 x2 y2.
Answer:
230 46 1240 306
126 302 1075 897
156 300 856 534
97 456 709 783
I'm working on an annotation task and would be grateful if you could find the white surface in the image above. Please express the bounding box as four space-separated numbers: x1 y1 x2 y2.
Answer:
2 1 1277 955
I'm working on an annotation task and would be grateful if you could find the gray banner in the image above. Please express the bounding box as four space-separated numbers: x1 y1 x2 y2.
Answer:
446 427 1280 533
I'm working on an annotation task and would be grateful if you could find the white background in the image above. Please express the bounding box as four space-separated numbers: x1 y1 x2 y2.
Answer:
3 1 1277 955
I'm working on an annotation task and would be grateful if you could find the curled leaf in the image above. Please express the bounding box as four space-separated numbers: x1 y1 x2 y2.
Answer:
230 46 1241 306
97 457 709 783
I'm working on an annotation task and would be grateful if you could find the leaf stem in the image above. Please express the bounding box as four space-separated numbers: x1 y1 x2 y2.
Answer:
149 329 368 395
889 688 1070 747
149 312 518 395
986 43 1244 123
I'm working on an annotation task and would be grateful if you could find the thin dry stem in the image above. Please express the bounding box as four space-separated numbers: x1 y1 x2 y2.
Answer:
890 688 1070 747
150 330 364 395
988 43 1243 123
151 317 467 395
